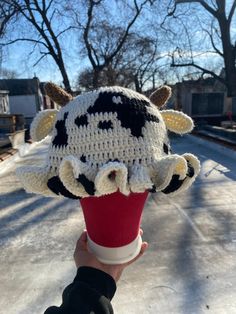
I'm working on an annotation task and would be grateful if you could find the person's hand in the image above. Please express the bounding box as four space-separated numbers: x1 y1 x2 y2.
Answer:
74 230 148 282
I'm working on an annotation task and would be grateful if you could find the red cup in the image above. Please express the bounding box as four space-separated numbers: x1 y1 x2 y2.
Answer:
80 191 149 264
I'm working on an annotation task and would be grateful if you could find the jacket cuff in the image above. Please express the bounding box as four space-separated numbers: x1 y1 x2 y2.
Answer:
75 267 117 300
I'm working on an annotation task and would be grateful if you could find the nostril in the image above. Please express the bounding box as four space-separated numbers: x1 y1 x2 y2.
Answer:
108 171 116 180
98 120 113 130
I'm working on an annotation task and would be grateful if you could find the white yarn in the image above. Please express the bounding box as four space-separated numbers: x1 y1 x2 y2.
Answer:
17 86 200 198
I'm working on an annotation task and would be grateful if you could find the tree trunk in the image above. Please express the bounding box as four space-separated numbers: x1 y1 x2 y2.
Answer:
92 68 100 88
226 70 236 97
60 63 72 93
53 50 72 93
134 75 142 93
217 10 236 97
152 73 156 90
174 0 236 97
106 65 116 86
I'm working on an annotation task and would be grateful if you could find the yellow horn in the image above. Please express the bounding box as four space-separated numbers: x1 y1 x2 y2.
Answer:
45 82 73 106
149 85 172 108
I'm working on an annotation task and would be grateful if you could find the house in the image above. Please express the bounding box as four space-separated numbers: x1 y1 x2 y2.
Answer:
0 90 25 148
172 77 235 125
0 77 58 127
0 77 44 129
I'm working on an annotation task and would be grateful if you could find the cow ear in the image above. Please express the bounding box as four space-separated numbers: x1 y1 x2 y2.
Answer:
45 82 73 106
161 110 194 134
149 86 171 108
30 109 58 142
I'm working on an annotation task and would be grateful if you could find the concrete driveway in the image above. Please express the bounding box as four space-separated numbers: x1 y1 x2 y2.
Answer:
0 135 236 314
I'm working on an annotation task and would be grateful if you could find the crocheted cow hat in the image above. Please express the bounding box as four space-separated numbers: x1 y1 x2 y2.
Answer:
17 83 200 199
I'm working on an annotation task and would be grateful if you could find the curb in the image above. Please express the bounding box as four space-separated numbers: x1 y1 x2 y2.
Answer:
189 134 236 160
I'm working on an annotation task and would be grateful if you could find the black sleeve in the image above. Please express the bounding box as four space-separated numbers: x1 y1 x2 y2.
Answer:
44 267 117 314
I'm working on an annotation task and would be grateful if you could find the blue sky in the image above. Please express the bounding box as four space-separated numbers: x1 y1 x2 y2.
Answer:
1 0 235 88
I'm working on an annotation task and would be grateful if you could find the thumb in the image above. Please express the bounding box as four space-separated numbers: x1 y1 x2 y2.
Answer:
75 230 88 251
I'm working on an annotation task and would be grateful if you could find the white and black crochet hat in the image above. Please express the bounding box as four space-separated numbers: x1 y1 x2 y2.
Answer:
17 83 200 199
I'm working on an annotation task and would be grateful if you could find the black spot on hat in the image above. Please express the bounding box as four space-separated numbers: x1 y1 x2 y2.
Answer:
163 143 169 155
108 158 120 163
47 176 80 199
162 161 195 194
187 161 195 178
87 91 159 138
98 120 113 130
77 174 95 196
75 114 88 128
80 155 87 163
162 175 184 194
52 112 69 148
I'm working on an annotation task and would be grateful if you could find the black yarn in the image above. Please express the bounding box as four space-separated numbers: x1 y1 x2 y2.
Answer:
47 176 80 199
162 161 195 194
77 174 95 196
187 161 195 177
52 112 69 148
162 174 184 194
80 155 87 163
87 91 159 138
108 159 120 163
75 114 88 128
163 143 169 154
98 120 113 130
148 185 156 193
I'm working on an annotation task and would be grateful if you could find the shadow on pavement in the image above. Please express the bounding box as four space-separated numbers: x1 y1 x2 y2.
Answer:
0 189 78 246
172 181 236 313
173 184 206 314
0 189 34 211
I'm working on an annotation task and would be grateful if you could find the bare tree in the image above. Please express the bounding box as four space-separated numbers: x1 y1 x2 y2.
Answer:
77 32 162 92
76 0 154 88
167 0 236 97
0 2 18 37
0 67 18 78
129 36 162 92
77 66 134 91
1 0 74 92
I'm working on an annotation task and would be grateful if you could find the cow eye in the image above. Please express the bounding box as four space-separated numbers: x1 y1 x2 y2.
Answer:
98 120 113 130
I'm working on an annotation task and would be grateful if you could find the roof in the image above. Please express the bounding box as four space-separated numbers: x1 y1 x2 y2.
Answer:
0 78 40 96
177 77 216 87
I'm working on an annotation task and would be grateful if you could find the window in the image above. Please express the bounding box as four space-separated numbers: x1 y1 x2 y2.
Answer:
192 93 224 116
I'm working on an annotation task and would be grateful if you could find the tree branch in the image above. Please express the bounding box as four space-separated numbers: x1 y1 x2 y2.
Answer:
8 0 72 91
83 0 99 69
45 0 54 14
176 0 218 17
2 37 48 48
106 0 150 64
228 1 236 25
0 4 18 37
91 45 100 67
33 52 50 66
171 61 225 84
202 24 223 57
56 25 76 38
